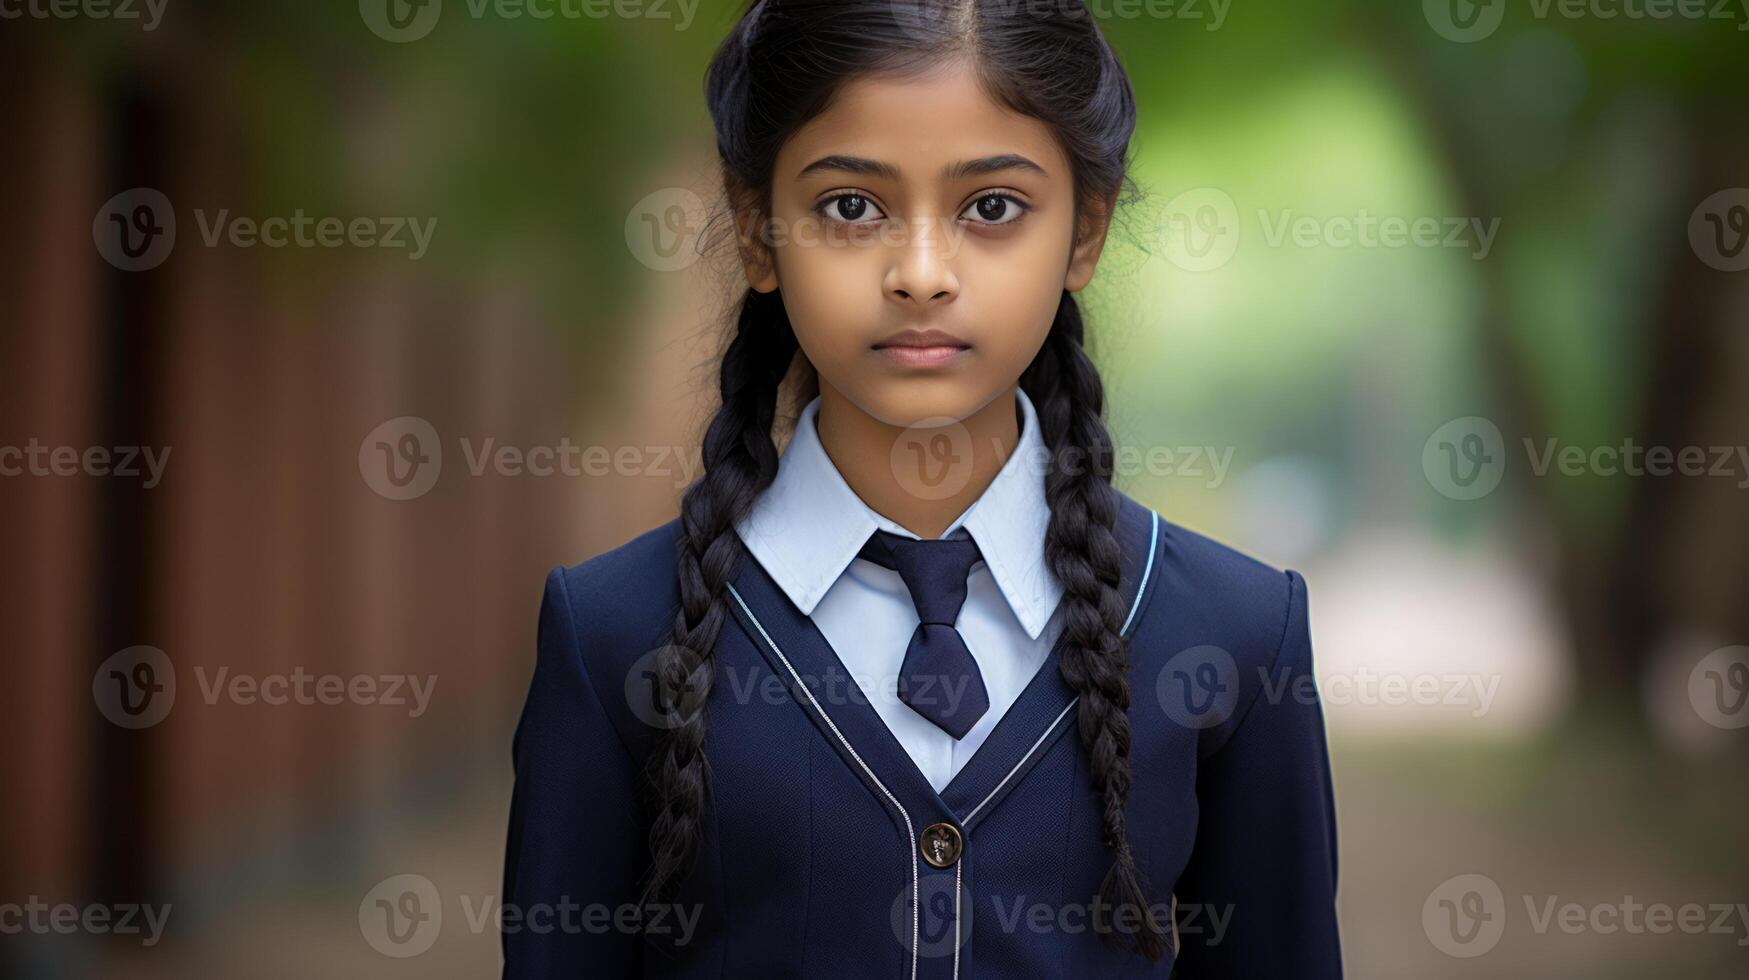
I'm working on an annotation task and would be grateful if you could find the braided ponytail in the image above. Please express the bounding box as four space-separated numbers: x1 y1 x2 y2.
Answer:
1023 291 1168 962
636 287 797 915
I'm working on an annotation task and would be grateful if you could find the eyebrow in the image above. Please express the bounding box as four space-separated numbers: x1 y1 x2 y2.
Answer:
795 153 1049 182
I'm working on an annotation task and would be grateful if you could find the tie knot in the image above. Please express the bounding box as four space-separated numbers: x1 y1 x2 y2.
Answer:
857 528 984 626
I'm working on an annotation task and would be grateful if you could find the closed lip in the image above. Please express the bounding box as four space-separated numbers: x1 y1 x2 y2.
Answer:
872 328 971 350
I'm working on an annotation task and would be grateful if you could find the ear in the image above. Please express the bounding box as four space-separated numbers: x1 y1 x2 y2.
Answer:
733 199 780 293
1064 193 1116 293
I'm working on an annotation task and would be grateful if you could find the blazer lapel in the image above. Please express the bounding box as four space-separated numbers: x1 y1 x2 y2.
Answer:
939 497 1162 830
724 550 954 828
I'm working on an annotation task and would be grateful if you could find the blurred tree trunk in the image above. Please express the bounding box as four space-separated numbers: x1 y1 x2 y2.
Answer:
1616 118 1749 703
1377 42 1749 739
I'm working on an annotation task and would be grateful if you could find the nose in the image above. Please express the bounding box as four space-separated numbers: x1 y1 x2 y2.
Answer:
883 215 959 310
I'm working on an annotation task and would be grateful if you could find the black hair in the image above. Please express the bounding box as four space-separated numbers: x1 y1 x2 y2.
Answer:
639 0 1160 961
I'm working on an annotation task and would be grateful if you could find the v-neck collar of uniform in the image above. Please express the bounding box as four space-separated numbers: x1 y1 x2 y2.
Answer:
725 493 1161 833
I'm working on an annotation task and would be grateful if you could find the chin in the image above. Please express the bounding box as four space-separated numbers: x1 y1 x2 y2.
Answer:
851 381 1001 430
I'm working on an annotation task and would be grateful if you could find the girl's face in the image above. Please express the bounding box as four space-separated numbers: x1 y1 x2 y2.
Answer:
741 58 1110 429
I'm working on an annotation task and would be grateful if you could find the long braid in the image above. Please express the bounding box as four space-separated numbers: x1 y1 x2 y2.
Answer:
1022 290 1168 962
637 286 797 917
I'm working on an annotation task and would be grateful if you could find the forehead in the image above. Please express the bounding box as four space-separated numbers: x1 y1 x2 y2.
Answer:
775 60 1067 183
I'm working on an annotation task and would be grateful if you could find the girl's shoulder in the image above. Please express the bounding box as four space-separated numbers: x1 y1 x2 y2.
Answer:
1116 488 1311 687
546 514 687 659
533 516 688 756
1111 483 1302 610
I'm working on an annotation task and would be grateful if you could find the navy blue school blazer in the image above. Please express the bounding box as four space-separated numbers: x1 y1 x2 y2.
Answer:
503 489 1342 978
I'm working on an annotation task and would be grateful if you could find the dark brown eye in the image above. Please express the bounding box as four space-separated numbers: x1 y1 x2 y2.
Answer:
824 194 878 222
966 193 1028 226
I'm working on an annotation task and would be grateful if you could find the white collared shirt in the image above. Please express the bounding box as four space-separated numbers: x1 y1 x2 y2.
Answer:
733 387 1066 792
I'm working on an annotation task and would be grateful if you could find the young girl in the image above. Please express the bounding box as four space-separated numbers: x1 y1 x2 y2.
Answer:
503 1 1342 976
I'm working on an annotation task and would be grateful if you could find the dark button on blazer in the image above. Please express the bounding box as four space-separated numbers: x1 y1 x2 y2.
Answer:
503 488 1342 978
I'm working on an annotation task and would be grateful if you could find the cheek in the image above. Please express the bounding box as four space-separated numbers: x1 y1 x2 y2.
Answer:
769 237 882 371
958 230 1072 356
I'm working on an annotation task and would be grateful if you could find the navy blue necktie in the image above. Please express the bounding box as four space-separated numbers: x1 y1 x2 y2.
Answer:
857 528 991 740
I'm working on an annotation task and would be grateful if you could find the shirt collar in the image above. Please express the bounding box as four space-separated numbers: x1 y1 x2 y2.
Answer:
733 387 1063 640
